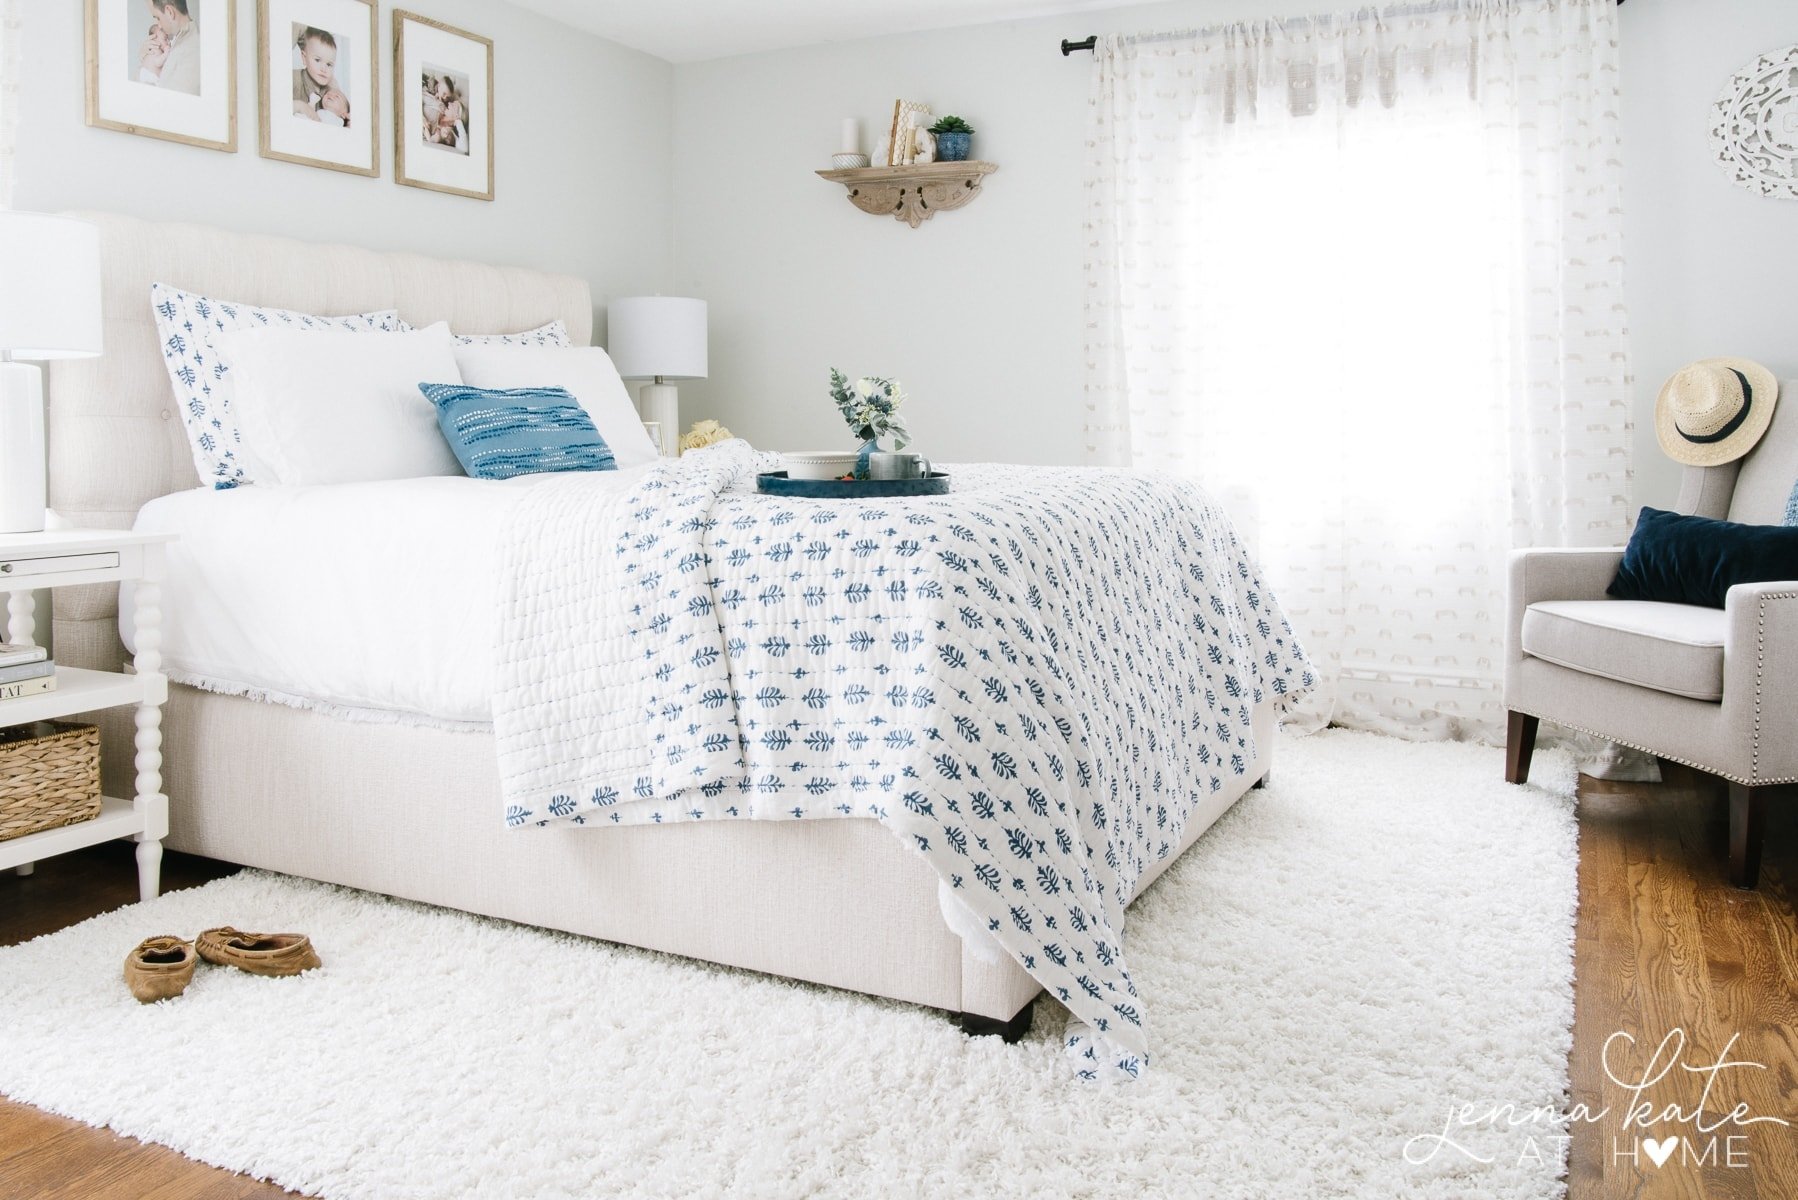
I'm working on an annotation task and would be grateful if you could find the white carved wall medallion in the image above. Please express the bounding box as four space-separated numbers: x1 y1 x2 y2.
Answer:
1710 44 1798 199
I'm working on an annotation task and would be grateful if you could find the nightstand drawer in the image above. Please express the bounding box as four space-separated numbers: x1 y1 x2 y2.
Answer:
0 552 121 579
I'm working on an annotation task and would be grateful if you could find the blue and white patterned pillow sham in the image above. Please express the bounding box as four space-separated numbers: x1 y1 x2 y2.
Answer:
395 319 573 348
1786 478 1797 526
421 382 616 479
151 283 405 489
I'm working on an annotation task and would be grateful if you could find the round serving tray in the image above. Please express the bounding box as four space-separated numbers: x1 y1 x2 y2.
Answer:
756 471 950 498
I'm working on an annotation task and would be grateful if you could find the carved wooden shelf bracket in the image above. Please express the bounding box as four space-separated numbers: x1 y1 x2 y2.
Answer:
816 161 998 228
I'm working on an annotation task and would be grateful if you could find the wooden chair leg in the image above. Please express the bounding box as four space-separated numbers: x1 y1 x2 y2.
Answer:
1505 711 1539 784
1728 782 1768 890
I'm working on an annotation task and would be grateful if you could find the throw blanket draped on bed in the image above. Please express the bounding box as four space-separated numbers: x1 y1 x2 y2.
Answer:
493 442 1313 1079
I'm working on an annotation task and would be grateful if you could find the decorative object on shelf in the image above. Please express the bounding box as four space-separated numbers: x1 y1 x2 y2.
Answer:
1710 43 1798 199
679 419 733 454
912 127 936 164
84 0 238 153
781 449 860 480
829 368 911 479
929 115 974 162
757 470 950 498
608 297 708 459
394 9 495 201
0 213 103 535
256 0 378 177
887 98 932 165
831 116 868 169
816 160 998 227
0 722 100 843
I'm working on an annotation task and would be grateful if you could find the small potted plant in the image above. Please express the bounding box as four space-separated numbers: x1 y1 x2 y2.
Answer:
928 115 974 162
830 368 911 478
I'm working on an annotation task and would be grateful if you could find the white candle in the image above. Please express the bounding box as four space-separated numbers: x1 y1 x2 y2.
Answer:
839 117 860 154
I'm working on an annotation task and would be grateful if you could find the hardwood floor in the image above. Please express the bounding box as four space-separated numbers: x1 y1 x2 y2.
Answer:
1 769 1794 1198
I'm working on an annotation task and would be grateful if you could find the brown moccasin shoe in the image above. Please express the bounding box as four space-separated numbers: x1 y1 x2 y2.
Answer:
196 927 322 977
124 935 197 1003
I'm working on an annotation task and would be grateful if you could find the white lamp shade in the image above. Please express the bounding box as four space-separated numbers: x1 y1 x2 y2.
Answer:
607 296 707 381
0 213 103 360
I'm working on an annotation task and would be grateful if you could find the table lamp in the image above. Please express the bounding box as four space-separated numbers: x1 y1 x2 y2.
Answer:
0 213 103 533
607 297 706 458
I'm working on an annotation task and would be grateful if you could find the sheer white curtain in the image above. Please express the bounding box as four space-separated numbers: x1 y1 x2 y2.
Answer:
1082 0 1631 740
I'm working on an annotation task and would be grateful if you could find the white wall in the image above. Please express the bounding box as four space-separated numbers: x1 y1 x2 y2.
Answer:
672 0 1798 502
1620 0 1798 506
11 0 675 329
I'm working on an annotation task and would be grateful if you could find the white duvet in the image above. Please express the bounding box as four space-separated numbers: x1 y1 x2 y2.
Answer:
126 470 653 726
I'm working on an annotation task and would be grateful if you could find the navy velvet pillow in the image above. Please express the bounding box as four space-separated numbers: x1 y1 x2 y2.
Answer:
1608 507 1798 609
421 383 617 480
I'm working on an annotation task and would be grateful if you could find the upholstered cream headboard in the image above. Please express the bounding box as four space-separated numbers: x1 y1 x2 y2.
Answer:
45 211 594 671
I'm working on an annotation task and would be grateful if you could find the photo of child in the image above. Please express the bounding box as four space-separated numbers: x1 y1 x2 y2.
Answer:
420 66 470 155
290 22 350 128
128 0 202 96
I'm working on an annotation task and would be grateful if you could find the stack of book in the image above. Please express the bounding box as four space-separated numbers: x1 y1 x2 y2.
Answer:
0 642 56 701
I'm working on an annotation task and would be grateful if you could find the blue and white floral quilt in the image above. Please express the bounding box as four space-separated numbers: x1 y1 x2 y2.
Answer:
492 441 1313 1079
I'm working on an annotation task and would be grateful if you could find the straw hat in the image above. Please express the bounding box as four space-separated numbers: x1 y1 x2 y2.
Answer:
1655 358 1779 466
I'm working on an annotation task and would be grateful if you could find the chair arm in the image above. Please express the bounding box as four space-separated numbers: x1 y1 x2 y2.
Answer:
1723 582 1798 782
1507 544 1625 631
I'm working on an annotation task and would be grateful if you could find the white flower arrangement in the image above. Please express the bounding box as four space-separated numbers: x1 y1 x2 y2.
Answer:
829 368 911 453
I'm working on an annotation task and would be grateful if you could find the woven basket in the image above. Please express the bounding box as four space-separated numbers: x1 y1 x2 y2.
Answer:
0 722 102 843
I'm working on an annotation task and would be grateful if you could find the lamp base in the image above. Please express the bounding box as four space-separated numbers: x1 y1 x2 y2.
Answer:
0 363 47 534
638 382 679 457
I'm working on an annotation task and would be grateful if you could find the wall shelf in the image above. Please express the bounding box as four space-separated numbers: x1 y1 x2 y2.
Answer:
816 161 998 228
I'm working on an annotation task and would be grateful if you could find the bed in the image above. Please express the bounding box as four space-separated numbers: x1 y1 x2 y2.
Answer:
47 213 1293 1065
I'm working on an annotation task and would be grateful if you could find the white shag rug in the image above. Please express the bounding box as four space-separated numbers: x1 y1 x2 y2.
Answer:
0 730 1579 1200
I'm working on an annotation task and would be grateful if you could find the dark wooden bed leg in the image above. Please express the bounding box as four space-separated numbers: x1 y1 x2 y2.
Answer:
957 1002 1035 1044
1505 711 1539 784
1251 769 1270 790
1728 782 1768 890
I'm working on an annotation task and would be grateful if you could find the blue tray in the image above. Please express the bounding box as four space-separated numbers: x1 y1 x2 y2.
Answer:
756 471 950 498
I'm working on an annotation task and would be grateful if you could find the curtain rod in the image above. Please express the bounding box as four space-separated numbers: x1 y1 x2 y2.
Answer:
1060 0 1622 55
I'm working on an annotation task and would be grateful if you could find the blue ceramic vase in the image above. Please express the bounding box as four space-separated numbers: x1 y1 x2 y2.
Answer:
936 131 972 162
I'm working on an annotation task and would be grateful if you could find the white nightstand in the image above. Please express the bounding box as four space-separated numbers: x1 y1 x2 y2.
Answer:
0 529 174 902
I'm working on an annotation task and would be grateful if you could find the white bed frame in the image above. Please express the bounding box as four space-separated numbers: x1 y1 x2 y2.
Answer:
47 213 1272 1031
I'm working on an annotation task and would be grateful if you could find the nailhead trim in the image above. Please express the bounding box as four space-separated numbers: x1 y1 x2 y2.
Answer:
1516 592 1798 788
1752 591 1798 784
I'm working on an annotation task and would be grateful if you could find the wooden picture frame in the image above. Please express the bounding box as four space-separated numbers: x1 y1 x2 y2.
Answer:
84 0 238 153
393 10 494 202
257 0 378 177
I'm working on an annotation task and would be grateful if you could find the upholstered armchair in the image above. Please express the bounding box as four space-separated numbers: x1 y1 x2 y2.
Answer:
1505 378 1798 888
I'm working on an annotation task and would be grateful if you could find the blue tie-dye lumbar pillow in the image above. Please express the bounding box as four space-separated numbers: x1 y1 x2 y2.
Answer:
1787 478 1798 526
420 383 617 480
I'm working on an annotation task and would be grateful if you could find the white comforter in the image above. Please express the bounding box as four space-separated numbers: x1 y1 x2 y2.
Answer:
492 441 1315 1079
128 470 652 724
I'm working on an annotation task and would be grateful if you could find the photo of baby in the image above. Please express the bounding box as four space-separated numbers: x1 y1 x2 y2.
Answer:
128 0 202 96
420 66 470 155
290 22 350 128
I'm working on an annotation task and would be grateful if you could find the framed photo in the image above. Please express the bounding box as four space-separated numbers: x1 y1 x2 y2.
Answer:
393 10 494 201
257 0 377 176
84 0 237 153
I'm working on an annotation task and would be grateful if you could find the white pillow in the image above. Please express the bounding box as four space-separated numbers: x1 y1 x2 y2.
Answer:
451 344 658 468
151 283 405 488
395 318 573 347
213 323 465 485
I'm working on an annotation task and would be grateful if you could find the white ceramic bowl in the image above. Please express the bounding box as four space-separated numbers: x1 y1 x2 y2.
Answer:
830 152 871 170
783 450 859 481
